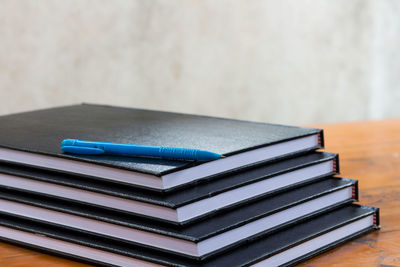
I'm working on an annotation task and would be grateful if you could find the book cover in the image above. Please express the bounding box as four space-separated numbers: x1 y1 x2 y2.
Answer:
0 204 380 266
0 152 338 224
0 177 356 259
0 104 323 190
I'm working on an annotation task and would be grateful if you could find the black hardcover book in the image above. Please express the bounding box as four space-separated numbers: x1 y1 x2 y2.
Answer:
0 177 356 259
0 152 338 224
0 104 323 191
0 204 379 266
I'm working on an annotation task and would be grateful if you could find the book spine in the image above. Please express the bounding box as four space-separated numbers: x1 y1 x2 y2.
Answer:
373 208 380 228
333 155 340 174
318 130 325 148
351 181 359 201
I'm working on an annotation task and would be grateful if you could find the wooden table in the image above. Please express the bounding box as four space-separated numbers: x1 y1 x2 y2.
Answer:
1 119 399 266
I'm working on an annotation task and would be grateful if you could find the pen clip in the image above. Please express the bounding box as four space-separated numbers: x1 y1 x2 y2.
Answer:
61 146 105 155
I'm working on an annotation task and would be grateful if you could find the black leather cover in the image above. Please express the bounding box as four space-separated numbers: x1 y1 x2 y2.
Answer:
0 152 338 209
0 204 379 266
0 178 356 256
0 104 322 176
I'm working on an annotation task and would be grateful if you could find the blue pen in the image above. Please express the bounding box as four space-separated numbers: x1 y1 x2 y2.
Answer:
61 139 223 161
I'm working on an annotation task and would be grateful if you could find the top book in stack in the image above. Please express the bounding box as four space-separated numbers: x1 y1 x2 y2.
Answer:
0 104 323 191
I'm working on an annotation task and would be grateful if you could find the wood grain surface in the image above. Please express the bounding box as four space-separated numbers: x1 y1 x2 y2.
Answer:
1 119 399 266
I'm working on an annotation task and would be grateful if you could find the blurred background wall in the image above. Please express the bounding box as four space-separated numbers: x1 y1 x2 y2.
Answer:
0 0 399 125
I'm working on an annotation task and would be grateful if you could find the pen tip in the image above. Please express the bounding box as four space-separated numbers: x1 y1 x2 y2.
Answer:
220 155 226 158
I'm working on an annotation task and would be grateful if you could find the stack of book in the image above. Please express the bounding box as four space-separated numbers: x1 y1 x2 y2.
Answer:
0 104 379 266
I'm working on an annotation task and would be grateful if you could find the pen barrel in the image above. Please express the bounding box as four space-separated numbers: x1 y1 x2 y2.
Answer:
106 145 201 160
103 144 159 157
66 140 221 161
158 147 199 161
158 147 221 161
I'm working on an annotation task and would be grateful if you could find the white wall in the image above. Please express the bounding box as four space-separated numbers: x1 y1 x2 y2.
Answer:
0 0 399 124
